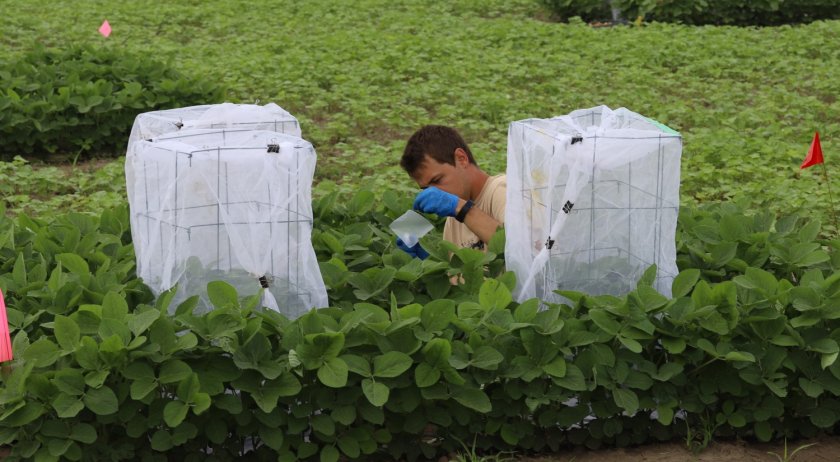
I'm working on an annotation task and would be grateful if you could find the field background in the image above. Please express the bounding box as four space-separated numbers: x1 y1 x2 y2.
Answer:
2 0 840 225
4 2 840 460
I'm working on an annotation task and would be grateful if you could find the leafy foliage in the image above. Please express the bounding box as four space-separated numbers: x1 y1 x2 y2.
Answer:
540 0 840 25
619 0 840 26
2 192 840 460
2 1 839 229
0 45 225 160
0 157 125 217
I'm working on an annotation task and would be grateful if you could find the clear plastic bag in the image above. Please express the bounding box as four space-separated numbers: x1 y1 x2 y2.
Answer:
389 210 434 247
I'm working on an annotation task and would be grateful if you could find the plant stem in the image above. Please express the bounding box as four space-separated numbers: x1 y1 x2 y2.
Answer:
821 163 839 234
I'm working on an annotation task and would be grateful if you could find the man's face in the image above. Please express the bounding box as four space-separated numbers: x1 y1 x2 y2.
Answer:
410 153 469 199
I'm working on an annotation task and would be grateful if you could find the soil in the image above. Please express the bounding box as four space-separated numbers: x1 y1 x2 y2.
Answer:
518 436 840 462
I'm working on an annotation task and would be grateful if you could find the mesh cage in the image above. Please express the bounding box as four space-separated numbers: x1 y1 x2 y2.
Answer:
126 127 327 317
505 106 682 303
127 102 301 147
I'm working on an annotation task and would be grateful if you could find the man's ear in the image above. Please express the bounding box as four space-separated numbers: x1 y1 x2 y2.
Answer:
454 148 469 167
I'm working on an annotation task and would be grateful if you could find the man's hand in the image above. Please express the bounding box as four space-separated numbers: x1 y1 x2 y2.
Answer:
396 238 429 260
413 186 459 217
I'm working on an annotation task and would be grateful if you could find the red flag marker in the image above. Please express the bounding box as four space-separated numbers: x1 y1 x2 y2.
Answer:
99 20 112 38
0 289 12 363
801 131 824 169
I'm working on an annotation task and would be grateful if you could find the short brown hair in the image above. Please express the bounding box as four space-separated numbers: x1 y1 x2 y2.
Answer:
400 125 476 175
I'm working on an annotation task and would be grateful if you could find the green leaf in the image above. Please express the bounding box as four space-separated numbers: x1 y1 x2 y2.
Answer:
83 386 118 415
479 278 512 309
341 354 372 377
553 365 586 391
176 373 200 403
274 373 302 397
822 352 839 370
450 385 491 413
618 336 643 353
514 299 540 323
69 423 97 444
810 408 837 428
423 338 452 369
656 405 675 425
320 445 340 462
207 280 239 308
421 299 455 332
130 379 157 400
163 401 189 427
259 425 284 450
128 309 160 337
332 406 357 426
671 269 700 298
299 332 345 369
56 253 89 276
338 435 361 458
809 338 839 354
159 360 192 384
613 388 639 414
733 267 777 294
471 346 504 370
543 356 567 378
589 310 621 336
53 370 85 396
362 378 390 406
151 430 173 451
311 414 336 436
372 351 413 378
415 363 440 388
724 351 756 362
101 291 128 320
799 378 824 398
23 338 60 367
317 357 348 388
53 315 80 351
52 394 84 418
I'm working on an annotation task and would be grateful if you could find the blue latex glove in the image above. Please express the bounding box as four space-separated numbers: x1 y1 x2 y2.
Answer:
396 238 429 260
413 186 459 217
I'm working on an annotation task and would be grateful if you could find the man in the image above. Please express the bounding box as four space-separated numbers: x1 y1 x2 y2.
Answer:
398 125 506 258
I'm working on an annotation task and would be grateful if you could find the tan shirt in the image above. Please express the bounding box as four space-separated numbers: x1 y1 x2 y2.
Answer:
443 174 506 251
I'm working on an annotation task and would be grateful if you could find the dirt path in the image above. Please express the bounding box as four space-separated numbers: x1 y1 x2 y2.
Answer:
520 436 840 462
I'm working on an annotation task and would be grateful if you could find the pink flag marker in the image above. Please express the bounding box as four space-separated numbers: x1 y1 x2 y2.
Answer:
0 289 12 363
99 20 112 38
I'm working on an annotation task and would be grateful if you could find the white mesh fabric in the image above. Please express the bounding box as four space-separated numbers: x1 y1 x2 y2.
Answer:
125 103 301 214
126 128 327 317
506 106 682 303
127 103 301 147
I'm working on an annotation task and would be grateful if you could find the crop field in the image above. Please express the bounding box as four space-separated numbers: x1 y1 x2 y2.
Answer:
3 2 840 461
2 0 839 223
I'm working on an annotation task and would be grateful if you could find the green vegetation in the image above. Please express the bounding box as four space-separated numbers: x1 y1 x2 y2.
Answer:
1 0 839 226
0 45 224 160
3 1 840 460
541 0 840 25
2 194 840 460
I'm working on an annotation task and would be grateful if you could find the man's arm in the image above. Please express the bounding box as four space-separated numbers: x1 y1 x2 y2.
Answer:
455 199 501 244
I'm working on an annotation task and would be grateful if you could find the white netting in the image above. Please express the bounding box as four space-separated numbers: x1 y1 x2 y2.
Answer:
127 102 300 147
505 106 682 302
126 127 327 317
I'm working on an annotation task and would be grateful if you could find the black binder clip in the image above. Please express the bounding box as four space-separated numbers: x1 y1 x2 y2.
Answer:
563 201 574 213
259 276 270 288
267 144 280 153
546 237 555 250
571 135 583 144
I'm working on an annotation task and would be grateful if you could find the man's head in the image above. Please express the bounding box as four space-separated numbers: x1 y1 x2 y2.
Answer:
401 125 476 175
401 125 478 199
